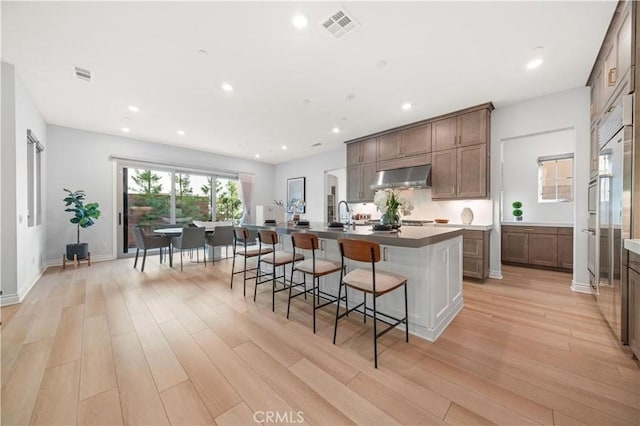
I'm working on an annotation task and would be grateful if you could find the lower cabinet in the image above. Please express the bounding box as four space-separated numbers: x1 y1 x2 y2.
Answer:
628 256 640 359
501 225 573 271
462 230 489 281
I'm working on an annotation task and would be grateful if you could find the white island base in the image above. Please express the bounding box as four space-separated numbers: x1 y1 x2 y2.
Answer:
251 224 464 343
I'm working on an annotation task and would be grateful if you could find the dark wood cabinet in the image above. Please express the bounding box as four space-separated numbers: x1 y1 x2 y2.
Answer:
401 124 431 156
463 230 489 280
501 229 529 264
557 228 574 270
377 154 431 172
347 138 377 166
377 124 431 162
347 164 376 202
502 226 573 271
431 149 457 199
432 109 488 152
528 233 558 268
457 144 487 198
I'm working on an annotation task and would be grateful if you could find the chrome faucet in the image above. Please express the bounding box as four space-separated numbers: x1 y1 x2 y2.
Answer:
337 200 352 228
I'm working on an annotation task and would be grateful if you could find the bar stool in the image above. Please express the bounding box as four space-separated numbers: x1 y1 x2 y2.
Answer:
231 227 273 296
254 230 304 311
287 232 343 333
334 238 409 368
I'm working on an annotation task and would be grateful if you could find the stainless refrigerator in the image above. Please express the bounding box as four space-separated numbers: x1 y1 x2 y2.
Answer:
597 96 633 344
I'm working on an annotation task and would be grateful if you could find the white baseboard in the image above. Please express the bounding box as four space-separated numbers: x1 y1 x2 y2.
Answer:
1 266 46 307
489 270 503 279
46 254 115 268
1 292 20 306
571 280 594 294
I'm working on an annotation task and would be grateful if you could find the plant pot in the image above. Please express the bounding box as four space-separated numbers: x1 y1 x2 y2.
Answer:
514 216 523 222
66 243 89 260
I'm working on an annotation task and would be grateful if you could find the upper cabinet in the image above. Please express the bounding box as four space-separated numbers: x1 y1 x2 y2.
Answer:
432 109 488 152
347 137 377 166
377 124 432 161
345 102 492 201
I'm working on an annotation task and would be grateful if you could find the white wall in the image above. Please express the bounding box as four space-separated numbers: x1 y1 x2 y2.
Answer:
491 87 590 289
46 125 275 264
274 147 346 222
1 62 48 305
502 128 574 222
352 190 493 225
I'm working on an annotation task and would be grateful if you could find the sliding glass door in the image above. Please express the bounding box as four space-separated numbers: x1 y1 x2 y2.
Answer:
117 165 243 256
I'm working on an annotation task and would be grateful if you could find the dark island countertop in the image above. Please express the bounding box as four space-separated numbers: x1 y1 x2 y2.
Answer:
242 222 463 249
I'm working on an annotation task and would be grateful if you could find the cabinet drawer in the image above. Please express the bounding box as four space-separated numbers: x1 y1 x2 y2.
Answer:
629 251 640 272
557 227 573 235
463 238 483 258
503 225 557 234
463 230 483 240
463 257 484 279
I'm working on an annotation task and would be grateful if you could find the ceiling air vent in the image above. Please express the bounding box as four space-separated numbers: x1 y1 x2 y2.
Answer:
320 9 358 38
74 66 92 82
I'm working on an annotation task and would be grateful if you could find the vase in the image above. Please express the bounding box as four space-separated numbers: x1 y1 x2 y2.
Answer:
381 211 401 229
461 207 474 225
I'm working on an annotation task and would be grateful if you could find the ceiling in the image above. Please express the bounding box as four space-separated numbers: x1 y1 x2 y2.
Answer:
2 1 616 164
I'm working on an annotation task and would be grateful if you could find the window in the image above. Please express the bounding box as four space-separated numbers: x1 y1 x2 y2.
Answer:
27 129 44 227
538 154 573 202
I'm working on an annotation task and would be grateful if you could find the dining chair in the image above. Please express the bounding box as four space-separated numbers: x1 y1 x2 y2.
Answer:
133 226 172 272
334 238 409 368
205 225 234 264
171 226 206 271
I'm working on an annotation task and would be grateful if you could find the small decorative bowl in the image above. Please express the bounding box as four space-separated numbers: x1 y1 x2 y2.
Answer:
434 218 449 224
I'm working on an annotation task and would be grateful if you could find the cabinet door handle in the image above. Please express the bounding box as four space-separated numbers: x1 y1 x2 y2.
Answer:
607 67 617 87
523 228 534 232
383 247 388 261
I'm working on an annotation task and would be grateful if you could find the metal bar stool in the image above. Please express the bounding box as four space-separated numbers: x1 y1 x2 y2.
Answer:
231 227 273 296
287 232 343 333
254 230 304 311
333 238 409 368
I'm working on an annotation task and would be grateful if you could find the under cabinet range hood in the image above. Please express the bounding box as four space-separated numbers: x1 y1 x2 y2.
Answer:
370 164 432 190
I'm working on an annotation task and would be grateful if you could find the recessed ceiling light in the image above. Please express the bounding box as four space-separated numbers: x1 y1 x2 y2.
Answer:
255 153 260 159
344 93 356 101
526 46 544 70
341 117 348 121
332 127 340 134
177 130 185 136
128 105 139 112
402 102 412 111
121 127 131 133
281 145 287 150
311 142 322 147
376 60 387 68
222 83 234 92
198 49 208 55
303 99 311 105
292 14 308 29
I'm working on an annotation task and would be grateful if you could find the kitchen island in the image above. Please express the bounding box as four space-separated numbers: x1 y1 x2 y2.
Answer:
244 222 463 342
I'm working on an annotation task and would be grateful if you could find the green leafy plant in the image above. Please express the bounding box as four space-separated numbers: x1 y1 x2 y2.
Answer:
512 201 523 218
63 189 101 245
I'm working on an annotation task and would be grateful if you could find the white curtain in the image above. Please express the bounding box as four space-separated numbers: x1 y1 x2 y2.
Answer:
238 173 254 224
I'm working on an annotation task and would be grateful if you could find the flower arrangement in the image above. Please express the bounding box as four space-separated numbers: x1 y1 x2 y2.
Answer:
373 189 414 226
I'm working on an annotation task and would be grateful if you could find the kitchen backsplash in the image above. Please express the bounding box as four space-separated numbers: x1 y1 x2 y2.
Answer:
350 188 493 225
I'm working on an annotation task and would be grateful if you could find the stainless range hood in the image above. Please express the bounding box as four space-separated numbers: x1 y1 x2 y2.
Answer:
370 164 431 190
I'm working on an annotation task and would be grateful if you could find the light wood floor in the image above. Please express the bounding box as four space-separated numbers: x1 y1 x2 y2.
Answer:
1 256 639 425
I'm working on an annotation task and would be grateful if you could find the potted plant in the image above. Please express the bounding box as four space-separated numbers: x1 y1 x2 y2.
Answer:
512 201 523 222
63 189 101 260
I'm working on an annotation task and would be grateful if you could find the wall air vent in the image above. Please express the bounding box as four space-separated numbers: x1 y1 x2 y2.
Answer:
74 66 92 82
311 142 322 147
320 9 358 38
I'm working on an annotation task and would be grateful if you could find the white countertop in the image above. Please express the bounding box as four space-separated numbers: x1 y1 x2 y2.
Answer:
434 223 493 231
501 222 573 228
624 239 640 255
